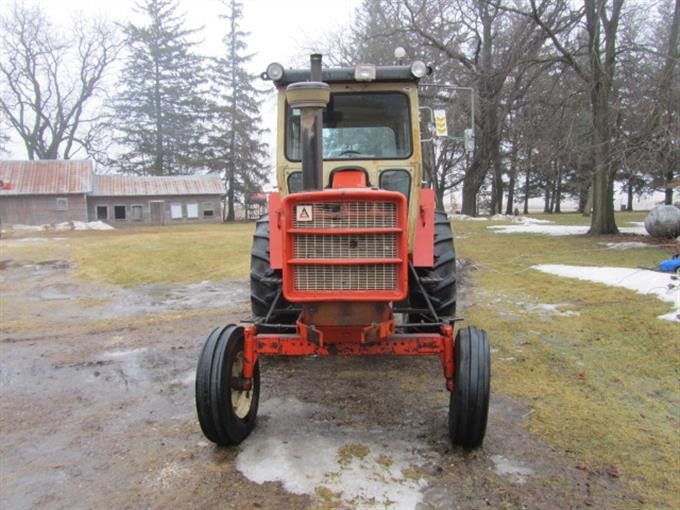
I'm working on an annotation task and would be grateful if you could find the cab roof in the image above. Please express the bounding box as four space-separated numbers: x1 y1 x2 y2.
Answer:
266 65 426 87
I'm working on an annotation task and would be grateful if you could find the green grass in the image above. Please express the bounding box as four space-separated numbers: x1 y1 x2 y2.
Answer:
69 223 255 285
453 211 679 508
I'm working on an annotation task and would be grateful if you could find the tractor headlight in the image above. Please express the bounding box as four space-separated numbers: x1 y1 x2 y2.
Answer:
354 64 376 81
265 62 284 81
410 60 428 78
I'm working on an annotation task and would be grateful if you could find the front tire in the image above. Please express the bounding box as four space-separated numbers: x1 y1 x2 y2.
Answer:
449 326 490 449
195 324 260 446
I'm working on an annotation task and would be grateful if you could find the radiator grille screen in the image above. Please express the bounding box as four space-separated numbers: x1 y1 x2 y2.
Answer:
293 233 397 259
294 264 398 291
293 201 396 229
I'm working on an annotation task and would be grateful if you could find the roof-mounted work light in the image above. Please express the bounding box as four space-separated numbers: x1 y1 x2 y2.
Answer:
354 64 376 81
410 60 428 78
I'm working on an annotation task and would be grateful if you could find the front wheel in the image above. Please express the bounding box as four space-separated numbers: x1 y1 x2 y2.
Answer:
195 324 260 445
449 326 490 449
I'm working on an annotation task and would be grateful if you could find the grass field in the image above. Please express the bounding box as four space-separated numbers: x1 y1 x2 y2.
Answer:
1 212 678 507
454 211 678 508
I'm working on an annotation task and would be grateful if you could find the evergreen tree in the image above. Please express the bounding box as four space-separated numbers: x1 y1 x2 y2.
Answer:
207 0 269 221
112 0 206 175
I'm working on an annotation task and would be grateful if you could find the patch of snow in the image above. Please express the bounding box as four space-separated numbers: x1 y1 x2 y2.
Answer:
621 225 649 235
600 241 652 250
520 217 555 225
53 222 72 231
451 214 488 221
533 264 679 322
8 221 114 232
1 237 67 244
96 348 148 361
8 224 45 232
489 214 554 224
489 224 648 236
236 397 427 509
490 455 534 484
74 220 114 231
525 303 580 316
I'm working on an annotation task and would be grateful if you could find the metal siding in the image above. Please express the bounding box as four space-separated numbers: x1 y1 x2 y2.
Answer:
0 160 93 195
92 174 224 196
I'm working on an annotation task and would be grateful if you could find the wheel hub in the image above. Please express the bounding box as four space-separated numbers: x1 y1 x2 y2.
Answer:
230 352 253 419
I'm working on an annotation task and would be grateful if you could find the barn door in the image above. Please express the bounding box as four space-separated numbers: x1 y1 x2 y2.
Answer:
150 201 165 225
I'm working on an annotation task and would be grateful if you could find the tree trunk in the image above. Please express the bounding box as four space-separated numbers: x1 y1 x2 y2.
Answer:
505 173 515 215
588 88 618 233
665 170 674 205
491 145 503 214
554 165 562 213
505 142 518 215
585 0 621 234
523 166 530 214
627 180 634 211
461 166 481 216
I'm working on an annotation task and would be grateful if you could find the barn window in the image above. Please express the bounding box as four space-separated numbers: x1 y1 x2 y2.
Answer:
56 198 68 211
96 206 108 220
202 202 214 217
131 205 143 221
186 203 198 218
114 205 126 220
170 204 183 219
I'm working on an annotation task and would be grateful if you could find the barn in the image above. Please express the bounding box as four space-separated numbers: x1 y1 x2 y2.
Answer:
89 174 224 225
0 160 92 225
0 160 225 226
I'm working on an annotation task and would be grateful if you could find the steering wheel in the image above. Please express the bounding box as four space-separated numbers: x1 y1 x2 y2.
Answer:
338 149 361 157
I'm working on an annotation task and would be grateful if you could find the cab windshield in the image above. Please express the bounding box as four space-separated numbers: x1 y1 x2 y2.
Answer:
285 92 412 161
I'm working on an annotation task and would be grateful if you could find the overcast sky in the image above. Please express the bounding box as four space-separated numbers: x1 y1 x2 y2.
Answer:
2 0 363 176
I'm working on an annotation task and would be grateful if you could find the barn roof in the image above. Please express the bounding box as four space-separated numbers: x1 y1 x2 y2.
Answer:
0 160 93 195
92 174 224 196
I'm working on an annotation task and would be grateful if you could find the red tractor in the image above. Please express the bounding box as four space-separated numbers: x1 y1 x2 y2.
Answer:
195 55 490 449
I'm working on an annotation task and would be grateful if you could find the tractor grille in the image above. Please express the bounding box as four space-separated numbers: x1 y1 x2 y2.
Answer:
293 233 397 259
283 193 407 301
295 264 398 291
293 201 397 229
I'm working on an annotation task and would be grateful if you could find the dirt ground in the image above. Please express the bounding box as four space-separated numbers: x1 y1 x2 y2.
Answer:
0 254 629 509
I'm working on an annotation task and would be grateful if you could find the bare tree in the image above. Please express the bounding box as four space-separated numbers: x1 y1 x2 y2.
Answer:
394 0 555 215
525 0 626 233
0 2 120 160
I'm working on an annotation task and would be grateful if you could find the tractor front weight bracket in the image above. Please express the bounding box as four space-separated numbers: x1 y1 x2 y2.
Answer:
241 322 456 391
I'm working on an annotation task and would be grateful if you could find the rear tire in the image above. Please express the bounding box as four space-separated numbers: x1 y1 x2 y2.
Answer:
449 326 490 449
195 324 260 446
409 209 456 322
250 214 296 322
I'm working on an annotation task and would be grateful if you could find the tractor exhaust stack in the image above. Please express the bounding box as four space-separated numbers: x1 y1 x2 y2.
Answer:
285 54 329 191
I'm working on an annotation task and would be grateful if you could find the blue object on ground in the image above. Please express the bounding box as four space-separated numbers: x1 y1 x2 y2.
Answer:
658 258 680 272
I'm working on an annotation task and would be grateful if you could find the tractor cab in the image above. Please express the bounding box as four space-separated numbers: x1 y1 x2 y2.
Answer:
265 59 426 250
